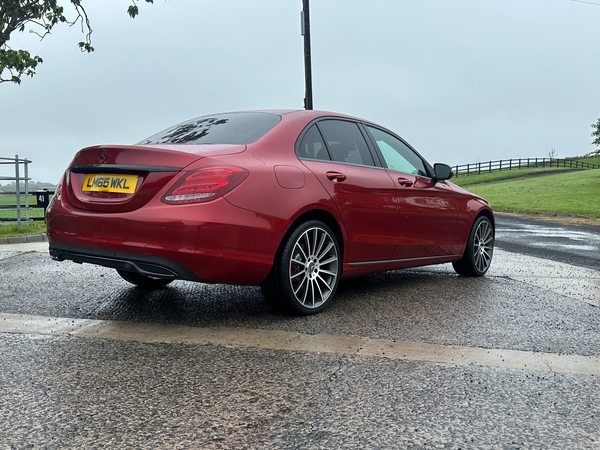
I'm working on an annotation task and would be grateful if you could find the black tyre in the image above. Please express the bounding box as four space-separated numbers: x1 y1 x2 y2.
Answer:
261 220 341 315
116 270 173 289
452 215 494 277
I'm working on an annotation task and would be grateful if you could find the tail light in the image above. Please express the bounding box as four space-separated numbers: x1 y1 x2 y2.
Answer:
162 166 249 205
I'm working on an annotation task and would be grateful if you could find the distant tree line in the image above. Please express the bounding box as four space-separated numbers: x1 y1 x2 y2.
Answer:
0 180 56 190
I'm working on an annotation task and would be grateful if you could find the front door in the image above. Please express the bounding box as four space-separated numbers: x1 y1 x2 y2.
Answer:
365 125 458 259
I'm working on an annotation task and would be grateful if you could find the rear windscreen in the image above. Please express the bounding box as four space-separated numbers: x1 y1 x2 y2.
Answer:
137 112 282 145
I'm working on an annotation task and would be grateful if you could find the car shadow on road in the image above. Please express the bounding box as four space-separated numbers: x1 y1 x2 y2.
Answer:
92 281 271 325
82 267 495 341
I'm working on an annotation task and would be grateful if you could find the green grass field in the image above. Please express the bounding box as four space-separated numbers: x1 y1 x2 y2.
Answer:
452 167 579 187
459 169 600 219
575 155 600 166
0 193 48 224
0 222 47 237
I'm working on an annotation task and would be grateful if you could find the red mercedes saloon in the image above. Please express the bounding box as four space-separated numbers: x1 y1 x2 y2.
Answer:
47 110 494 315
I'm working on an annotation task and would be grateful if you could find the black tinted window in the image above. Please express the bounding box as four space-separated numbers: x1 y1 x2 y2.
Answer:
317 120 374 167
138 112 281 145
297 125 330 161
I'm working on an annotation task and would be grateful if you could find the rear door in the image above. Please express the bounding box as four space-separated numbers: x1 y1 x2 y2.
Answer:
298 120 398 263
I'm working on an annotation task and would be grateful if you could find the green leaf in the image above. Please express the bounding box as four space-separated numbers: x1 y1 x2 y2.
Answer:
127 5 139 18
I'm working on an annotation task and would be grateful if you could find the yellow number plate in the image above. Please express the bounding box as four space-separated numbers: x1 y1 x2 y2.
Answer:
82 174 139 194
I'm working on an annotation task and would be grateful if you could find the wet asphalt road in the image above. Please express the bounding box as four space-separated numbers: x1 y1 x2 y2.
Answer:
0 215 599 449
494 213 600 271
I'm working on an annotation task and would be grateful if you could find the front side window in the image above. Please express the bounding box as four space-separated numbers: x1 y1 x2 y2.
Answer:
317 120 375 167
366 126 428 176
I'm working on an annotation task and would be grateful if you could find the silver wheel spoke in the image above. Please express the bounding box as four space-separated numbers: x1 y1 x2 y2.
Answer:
293 273 308 295
316 274 332 292
319 255 338 266
317 242 334 260
313 279 325 303
290 270 305 280
320 269 337 277
311 229 319 254
296 240 309 261
302 278 310 304
315 232 327 259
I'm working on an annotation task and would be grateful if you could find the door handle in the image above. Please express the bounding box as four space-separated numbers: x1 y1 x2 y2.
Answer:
326 171 347 182
398 178 413 187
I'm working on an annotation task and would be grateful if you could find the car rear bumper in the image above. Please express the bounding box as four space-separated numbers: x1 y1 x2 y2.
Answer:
46 196 287 285
49 242 201 281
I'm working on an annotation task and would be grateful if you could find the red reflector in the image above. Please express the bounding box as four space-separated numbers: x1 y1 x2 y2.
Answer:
162 166 248 205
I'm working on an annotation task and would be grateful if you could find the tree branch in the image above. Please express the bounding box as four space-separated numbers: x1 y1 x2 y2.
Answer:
1 0 159 84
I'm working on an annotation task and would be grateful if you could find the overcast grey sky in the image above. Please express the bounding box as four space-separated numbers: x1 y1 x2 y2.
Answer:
1 0 599 183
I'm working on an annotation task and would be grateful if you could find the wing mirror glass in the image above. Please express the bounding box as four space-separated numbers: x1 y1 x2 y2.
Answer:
433 163 453 181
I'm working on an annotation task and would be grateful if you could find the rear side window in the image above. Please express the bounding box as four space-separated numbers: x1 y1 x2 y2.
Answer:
138 112 281 145
317 120 375 167
297 125 330 161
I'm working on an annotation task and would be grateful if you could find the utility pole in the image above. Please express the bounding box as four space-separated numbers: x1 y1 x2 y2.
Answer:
301 0 313 110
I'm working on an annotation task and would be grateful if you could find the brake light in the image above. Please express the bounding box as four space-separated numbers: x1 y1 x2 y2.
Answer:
162 166 249 205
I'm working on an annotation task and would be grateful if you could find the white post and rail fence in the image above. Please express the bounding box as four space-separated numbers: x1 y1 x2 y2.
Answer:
453 157 600 177
0 155 52 231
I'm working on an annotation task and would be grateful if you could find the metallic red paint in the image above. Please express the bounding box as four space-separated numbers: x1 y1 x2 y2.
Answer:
47 109 493 293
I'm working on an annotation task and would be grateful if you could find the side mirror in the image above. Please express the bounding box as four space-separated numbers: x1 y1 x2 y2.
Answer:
433 163 453 181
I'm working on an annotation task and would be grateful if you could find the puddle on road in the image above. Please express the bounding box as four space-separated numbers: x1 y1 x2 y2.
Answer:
497 224 600 243
529 242 597 252
497 224 600 253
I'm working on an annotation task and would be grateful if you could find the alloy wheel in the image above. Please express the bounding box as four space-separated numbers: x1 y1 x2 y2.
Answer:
288 226 339 309
472 219 494 273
